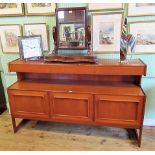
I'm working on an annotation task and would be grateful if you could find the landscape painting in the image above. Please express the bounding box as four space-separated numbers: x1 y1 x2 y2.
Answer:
0 3 23 16
136 32 155 45
25 3 56 15
99 22 114 45
129 21 155 53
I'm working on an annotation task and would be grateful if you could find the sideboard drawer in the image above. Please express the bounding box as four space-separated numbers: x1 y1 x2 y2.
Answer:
95 95 145 128
8 90 50 119
50 92 93 123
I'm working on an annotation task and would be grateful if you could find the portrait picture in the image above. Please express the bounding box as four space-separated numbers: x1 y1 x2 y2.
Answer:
0 25 21 53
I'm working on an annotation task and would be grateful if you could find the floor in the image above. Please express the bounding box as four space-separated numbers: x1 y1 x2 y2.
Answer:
0 111 155 151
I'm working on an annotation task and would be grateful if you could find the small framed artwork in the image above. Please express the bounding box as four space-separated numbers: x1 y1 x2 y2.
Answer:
128 3 155 16
88 3 124 11
0 3 24 16
92 12 123 53
18 35 43 60
25 3 56 16
23 23 49 51
0 25 22 53
129 21 155 54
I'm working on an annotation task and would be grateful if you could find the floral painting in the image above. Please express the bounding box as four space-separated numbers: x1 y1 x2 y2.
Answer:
0 25 21 53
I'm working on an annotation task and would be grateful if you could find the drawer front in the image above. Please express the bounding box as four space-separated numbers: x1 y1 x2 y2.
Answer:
50 92 93 123
95 95 145 128
8 90 50 119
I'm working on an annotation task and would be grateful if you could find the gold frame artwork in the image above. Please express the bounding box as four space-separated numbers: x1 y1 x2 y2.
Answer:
0 24 22 53
128 20 155 54
88 3 124 11
0 3 24 16
25 3 56 16
23 23 49 51
128 3 155 16
92 12 124 53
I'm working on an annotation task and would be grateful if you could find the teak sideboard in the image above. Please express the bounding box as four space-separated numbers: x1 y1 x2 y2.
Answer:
7 58 146 147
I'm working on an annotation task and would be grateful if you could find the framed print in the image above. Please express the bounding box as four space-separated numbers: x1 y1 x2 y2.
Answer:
23 23 49 51
129 21 155 54
25 3 56 15
92 12 123 53
88 3 124 11
128 3 155 16
0 3 24 16
18 35 43 60
0 25 22 53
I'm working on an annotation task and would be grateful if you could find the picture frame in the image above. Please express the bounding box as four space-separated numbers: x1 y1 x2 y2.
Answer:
0 24 22 53
25 3 56 16
23 23 49 51
128 21 155 54
92 12 123 53
128 3 155 16
0 3 24 16
18 35 43 60
88 3 124 11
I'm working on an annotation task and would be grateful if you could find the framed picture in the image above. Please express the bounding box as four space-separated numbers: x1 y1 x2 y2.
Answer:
0 25 22 53
92 12 123 53
23 23 49 51
25 3 56 16
0 3 24 16
88 3 124 11
129 21 155 54
18 35 43 60
128 3 155 16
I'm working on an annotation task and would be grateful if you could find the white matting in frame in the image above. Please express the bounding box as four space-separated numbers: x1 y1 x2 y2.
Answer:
92 12 123 53
88 3 123 11
129 21 155 53
128 3 155 16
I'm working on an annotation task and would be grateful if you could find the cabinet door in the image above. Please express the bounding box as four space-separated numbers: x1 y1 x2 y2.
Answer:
50 92 93 124
95 95 145 128
8 90 50 119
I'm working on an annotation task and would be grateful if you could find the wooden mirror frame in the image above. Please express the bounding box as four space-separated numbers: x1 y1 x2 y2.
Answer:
52 7 91 55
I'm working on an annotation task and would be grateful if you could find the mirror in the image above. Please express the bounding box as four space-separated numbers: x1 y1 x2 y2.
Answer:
54 7 89 52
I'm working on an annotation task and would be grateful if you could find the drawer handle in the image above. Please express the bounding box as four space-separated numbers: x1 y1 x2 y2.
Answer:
68 90 73 93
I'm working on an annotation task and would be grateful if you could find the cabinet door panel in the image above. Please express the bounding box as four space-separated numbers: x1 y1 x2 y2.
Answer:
95 95 145 128
8 90 50 119
50 93 93 123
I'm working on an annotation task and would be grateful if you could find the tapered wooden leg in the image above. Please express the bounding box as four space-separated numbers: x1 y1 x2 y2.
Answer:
137 127 143 147
11 115 28 133
11 115 17 133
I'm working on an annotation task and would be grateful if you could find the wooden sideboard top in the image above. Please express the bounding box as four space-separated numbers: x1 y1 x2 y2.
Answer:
8 58 146 76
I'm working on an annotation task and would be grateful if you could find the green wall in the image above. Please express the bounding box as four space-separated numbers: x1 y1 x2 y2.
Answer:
0 3 155 121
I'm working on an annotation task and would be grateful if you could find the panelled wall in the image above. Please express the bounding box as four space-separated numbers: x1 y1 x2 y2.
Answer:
0 3 155 124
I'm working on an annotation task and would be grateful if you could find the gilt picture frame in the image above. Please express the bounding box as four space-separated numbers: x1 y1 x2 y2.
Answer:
88 3 124 11
25 3 56 16
128 3 155 16
0 25 22 53
0 3 24 16
92 12 123 53
23 23 49 51
128 21 155 54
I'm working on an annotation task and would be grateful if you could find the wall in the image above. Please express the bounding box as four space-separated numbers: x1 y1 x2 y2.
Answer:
0 3 155 125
